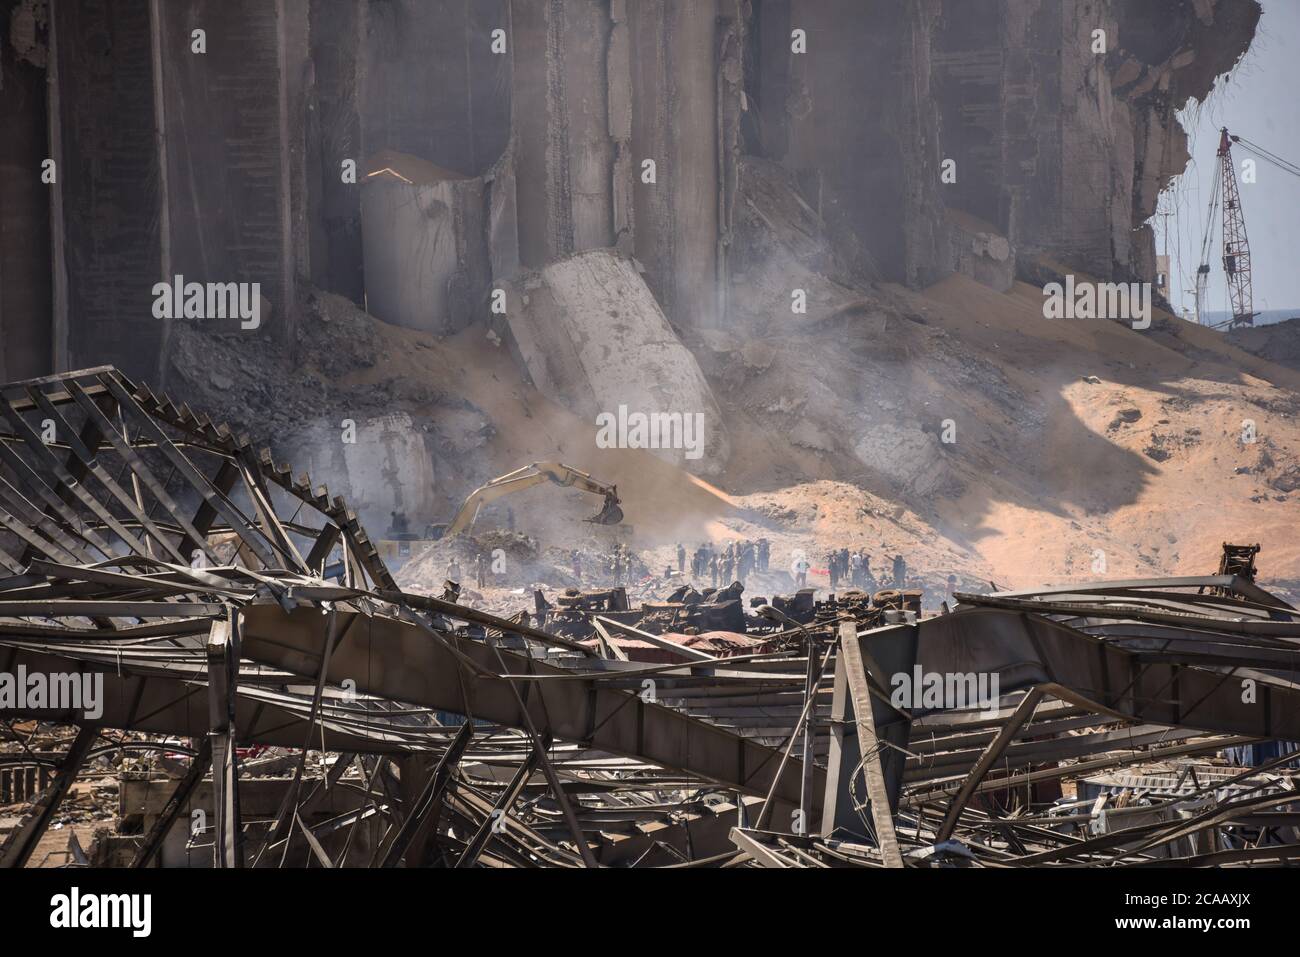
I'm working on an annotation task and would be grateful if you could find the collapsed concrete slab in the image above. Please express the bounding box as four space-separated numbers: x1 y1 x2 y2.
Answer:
285 411 439 535
500 249 729 474
361 150 492 337
946 209 1015 294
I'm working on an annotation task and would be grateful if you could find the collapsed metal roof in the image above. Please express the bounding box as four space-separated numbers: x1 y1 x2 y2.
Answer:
1 368 1298 868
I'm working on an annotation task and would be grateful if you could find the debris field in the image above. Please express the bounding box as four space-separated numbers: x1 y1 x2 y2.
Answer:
2 368 1298 868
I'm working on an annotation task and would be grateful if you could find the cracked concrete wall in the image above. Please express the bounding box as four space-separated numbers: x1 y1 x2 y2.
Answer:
629 0 724 330
776 0 947 289
359 0 510 179
1113 0 1261 283
510 0 616 269
285 411 439 536
49 0 163 381
5 0 1264 388
0 0 53 380
504 0 731 332
929 0 1261 282
753 0 1257 288
307 0 512 307
157 0 297 338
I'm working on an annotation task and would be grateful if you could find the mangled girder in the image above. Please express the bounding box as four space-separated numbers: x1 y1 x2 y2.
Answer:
823 601 1300 841
0 639 437 754
912 607 1300 737
236 602 820 811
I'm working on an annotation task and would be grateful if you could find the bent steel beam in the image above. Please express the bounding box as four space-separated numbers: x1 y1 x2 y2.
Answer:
236 603 821 812
913 607 1300 740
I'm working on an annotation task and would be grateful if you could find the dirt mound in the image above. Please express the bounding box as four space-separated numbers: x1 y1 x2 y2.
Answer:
1228 318 1300 373
685 263 1300 598
913 275 1300 591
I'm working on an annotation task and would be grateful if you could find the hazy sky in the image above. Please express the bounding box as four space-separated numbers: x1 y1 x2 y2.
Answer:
1154 0 1300 317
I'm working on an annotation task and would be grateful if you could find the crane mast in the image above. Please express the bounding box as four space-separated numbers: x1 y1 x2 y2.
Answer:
1217 128 1256 327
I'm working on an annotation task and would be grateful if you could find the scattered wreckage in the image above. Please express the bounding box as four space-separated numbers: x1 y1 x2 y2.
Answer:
1 368 1298 868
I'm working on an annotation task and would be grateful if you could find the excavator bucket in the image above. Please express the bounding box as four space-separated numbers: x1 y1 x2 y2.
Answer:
588 493 624 526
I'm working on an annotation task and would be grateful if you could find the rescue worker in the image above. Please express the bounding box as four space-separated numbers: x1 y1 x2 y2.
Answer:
794 552 810 588
892 553 907 588
738 541 753 584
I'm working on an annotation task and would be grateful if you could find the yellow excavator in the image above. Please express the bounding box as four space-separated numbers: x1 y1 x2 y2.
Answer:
425 462 623 540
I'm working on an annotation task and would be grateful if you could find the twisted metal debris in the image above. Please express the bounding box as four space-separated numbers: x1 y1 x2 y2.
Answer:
1 369 1298 867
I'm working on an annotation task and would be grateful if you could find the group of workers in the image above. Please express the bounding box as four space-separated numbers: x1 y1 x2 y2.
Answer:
679 539 770 588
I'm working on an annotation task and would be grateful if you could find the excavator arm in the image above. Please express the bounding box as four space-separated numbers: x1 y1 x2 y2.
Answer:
439 462 623 539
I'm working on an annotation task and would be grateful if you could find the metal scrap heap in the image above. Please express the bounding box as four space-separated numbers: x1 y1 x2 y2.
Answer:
1 369 1298 868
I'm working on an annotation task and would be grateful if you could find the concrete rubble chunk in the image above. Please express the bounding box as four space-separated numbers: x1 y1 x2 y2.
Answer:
501 249 730 474
360 150 492 337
